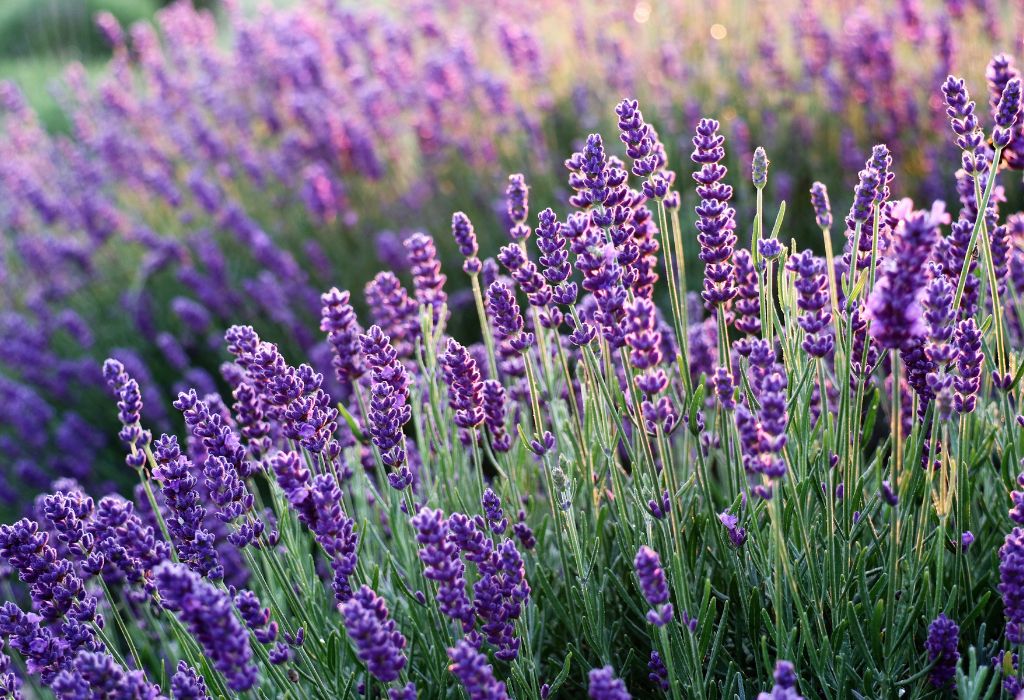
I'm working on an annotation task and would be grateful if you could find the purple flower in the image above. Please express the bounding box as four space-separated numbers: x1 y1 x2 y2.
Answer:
482 380 512 453
441 338 485 431
269 453 357 602
718 511 748 548
648 651 669 691
487 282 534 353
320 287 365 387
866 210 937 350
881 480 899 507
635 545 672 626
447 639 508 700
588 665 631 700
365 271 420 358
615 98 660 177
152 434 222 579
360 326 413 486
452 212 481 274
51 650 164 699
506 174 530 241
809 182 832 230
497 244 551 310
481 488 507 534
953 318 983 413
925 613 960 687
235 589 278 644
411 507 474 632
389 682 418 700
1000 527 1024 644
785 250 833 358
171 661 211 700
0 517 91 623
757 661 803 699
993 78 1022 148
404 232 447 328
691 118 737 306
155 562 257 692
942 75 986 175
733 249 761 344
341 585 408 683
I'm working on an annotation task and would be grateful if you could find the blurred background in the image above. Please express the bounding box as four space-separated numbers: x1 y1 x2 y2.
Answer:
0 0 1020 513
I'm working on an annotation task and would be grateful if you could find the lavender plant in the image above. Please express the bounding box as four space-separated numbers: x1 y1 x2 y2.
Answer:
8 20 1024 700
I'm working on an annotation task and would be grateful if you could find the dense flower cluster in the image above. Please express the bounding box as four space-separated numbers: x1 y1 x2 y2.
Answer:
5 33 1024 697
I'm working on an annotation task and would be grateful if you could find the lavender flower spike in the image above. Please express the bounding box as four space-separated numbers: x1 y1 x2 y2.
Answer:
341 585 408 683
487 282 534 352
925 613 960 688
756 661 804 699
634 545 673 626
452 212 481 274
588 666 632 700
809 182 832 230
447 639 509 700
993 77 1022 149
691 118 737 306
155 562 258 692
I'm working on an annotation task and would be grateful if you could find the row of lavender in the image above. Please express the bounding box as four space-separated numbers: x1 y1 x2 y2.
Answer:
4 52 1024 696
1 0 1021 505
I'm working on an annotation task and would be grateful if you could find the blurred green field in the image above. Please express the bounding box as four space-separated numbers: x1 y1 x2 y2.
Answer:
0 0 216 130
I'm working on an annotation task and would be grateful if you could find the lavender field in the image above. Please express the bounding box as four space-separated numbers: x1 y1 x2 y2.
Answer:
2 0 1024 697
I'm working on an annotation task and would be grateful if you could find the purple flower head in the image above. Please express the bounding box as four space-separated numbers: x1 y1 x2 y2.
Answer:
171 661 211 700
506 174 530 241
1000 527 1024 644
482 380 512 453
152 434 222 579
648 651 669 691
942 75 985 174
235 589 278 644
411 508 474 632
615 98 661 178
994 77 1022 148
447 639 508 700
866 210 937 350
365 271 419 358
719 511 748 547
341 585 408 683
868 145 894 205
405 232 447 328
881 480 899 506
52 650 164 700
320 287 365 387
452 212 481 274
691 118 737 306
487 282 534 352
786 250 833 357
925 613 960 688
481 488 507 534
953 318 983 413
588 666 631 700
922 274 956 365
757 661 803 699
155 562 257 692
360 325 413 481
441 338 485 431
809 182 832 230
635 545 672 626
733 249 761 343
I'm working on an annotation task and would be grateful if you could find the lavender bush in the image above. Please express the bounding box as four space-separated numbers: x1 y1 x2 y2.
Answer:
2 0 1023 503
5 1 1024 698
